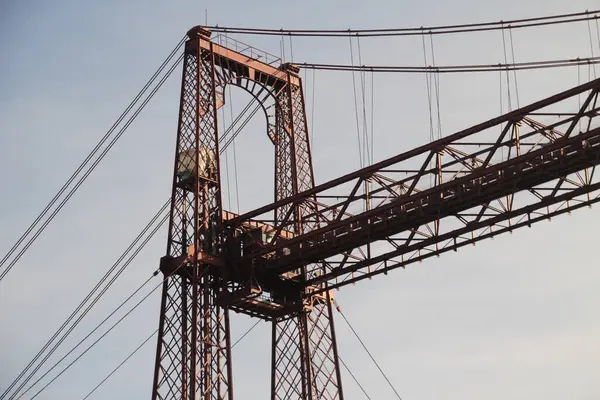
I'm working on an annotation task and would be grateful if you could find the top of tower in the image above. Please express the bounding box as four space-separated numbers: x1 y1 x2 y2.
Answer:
187 26 212 40
279 63 301 76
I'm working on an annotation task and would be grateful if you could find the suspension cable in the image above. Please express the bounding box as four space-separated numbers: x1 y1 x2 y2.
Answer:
310 69 316 146
338 356 372 399
14 260 185 400
7 84 266 400
588 17 598 79
509 27 521 108
337 307 403 400
0 201 170 400
348 34 364 169
0 45 185 284
205 10 599 37
430 33 442 140
357 35 370 166
7 213 169 400
80 320 261 399
81 329 158 400
298 56 600 74
422 34 434 144
227 85 242 214
501 23 514 111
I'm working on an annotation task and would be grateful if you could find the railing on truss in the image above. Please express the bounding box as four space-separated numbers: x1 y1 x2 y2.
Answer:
214 33 282 66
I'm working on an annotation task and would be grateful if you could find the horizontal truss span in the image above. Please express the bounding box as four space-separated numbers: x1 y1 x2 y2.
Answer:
225 78 600 294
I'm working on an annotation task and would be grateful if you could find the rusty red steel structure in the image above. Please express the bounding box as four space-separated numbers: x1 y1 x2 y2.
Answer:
152 26 600 400
152 26 341 400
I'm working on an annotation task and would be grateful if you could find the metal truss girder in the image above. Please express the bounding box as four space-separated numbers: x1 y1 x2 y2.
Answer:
268 125 600 271
226 77 600 295
227 77 600 227
313 180 600 292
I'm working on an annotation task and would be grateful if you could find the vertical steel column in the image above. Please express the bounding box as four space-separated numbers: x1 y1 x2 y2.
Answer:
151 29 232 400
271 65 344 400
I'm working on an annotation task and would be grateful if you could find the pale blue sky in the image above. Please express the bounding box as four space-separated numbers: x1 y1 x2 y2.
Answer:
1 0 600 399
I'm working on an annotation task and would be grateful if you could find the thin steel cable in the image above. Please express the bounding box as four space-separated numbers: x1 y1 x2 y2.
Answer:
422 34 434 144
297 56 600 73
17 260 188 400
499 69 504 159
10 50 273 399
0 37 185 283
596 18 600 52
224 124 233 211
338 356 372 399
220 101 264 152
81 329 158 400
578 63 582 132
501 23 513 111
9 213 169 400
348 33 364 168
281 29 286 63
231 320 261 348
422 34 435 188
206 10 599 37
0 53 184 284
310 69 316 147
509 27 521 108
227 85 241 213
370 70 374 164
217 34 233 212
14 272 158 400
588 18 598 79
215 91 255 147
289 33 294 63
357 35 370 166
429 33 442 140
338 309 403 400
18 92 266 398
0 200 170 400
80 319 260 399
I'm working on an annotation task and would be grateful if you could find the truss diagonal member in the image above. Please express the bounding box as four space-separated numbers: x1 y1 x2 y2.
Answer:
228 80 600 301
227 78 600 229
309 179 600 292
228 81 600 272
277 125 600 276
565 89 599 137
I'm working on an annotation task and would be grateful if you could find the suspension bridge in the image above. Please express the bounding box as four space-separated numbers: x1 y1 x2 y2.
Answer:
1 6 600 400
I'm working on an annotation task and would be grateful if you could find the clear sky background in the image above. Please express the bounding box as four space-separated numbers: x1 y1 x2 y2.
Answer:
1 0 600 399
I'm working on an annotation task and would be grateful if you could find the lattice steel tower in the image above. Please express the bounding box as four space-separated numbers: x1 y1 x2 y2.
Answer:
151 27 343 400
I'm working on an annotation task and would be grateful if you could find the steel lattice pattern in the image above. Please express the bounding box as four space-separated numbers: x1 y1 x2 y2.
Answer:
152 39 233 399
152 49 200 400
229 79 600 296
272 73 343 400
153 30 344 400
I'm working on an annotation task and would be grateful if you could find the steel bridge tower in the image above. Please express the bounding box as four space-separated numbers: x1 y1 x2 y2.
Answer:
151 27 343 400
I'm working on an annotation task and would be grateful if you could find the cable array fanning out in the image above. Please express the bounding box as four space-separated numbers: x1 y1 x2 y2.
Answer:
81 320 262 400
1 203 169 400
0 36 186 398
17 260 188 400
0 37 186 285
2 92 272 400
